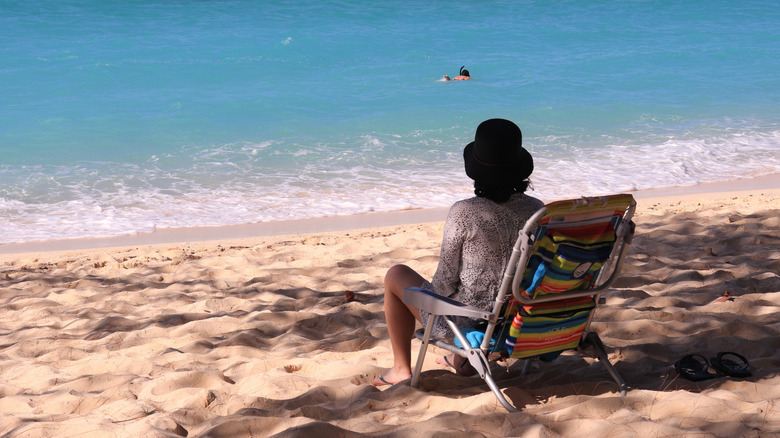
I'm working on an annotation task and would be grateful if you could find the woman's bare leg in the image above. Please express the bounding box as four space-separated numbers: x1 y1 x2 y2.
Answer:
372 264 425 386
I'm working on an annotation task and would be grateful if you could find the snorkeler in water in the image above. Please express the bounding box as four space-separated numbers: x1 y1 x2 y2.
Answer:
452 65 471 81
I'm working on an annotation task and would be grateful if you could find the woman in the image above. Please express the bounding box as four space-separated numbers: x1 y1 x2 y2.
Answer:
373 118 544 386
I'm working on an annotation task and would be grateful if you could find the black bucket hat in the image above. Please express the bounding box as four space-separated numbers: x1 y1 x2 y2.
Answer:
463 119 534 186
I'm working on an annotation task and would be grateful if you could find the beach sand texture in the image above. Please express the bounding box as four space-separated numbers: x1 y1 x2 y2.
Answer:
1 189 779 437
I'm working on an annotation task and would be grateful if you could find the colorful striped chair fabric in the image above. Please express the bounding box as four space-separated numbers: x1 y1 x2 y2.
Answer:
498 194 634 359
503 296 596 359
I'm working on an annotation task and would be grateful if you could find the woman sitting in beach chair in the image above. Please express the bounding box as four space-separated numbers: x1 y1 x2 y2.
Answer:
373 118 544 386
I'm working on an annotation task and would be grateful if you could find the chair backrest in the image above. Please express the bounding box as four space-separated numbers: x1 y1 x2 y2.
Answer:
489 194 636 359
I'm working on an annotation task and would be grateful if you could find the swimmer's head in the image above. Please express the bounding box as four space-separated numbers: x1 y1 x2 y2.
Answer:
461 69 470 77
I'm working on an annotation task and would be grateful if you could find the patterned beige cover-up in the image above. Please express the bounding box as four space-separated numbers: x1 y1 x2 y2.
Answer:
420 193 545 341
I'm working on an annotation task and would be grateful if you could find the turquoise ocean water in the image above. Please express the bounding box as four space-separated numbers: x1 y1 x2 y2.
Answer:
1 0 778 244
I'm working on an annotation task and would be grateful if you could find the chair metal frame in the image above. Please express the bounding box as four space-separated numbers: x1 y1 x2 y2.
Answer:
403 195 637 412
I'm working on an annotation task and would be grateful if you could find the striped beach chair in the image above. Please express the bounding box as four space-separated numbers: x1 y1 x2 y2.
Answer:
403 194 636 412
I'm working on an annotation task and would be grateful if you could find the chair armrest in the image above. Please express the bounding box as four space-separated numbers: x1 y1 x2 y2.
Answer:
403 287 492 320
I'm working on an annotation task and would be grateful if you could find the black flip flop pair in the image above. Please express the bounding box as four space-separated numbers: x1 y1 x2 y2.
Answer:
674 352 752 381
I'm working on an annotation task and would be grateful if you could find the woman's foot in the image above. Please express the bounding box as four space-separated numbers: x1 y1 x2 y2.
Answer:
372 368 412 387
436 354 477 377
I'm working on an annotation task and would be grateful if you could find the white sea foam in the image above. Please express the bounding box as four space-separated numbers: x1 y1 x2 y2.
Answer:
1 129 777 245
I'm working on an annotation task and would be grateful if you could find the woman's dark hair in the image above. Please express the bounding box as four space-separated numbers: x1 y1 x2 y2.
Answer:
474 179 531 203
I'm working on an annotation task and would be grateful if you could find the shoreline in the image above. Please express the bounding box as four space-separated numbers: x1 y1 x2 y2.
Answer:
1 172 778 255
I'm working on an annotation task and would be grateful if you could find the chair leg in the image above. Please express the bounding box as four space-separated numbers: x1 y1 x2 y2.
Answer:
411 316 436 388
583 332 627 396
483 372 519 412
520 359 532 376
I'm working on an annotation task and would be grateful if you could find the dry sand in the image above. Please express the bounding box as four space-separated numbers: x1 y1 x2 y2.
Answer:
1 179 779 437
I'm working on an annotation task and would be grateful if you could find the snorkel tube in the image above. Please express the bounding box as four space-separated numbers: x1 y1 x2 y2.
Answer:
459 65 465 75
